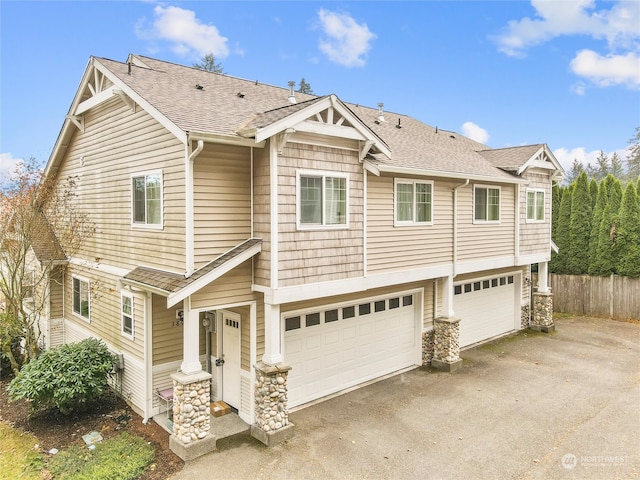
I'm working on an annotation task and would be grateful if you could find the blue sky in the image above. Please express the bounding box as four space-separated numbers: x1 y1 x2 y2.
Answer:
1 1 639 179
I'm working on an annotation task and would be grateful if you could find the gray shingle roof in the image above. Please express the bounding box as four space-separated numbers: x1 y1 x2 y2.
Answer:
478 144 544 171
97 54 543 182
31 211 66 263
123 238 261 293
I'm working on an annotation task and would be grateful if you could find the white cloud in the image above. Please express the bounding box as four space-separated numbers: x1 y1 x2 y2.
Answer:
493 1 640 90
0 152 23 182
461 122 490 144
570 49 640 88
494 0 639 57
136 5 229 59
552 146 628 172
317 9 376 67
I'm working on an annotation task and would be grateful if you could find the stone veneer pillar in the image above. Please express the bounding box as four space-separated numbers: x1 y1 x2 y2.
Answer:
422 329 435 365
530 291 555 333
431 317 462 372
168 371 216 461
251 361 295 446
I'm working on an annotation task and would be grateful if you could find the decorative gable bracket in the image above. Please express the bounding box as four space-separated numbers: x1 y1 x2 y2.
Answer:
66 115 84 133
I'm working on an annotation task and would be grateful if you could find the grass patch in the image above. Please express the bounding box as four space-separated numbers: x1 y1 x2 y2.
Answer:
0 421 44 480
48 432 154 480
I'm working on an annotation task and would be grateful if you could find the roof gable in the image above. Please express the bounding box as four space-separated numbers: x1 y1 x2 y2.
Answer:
478 144 564 179
238 94 391 159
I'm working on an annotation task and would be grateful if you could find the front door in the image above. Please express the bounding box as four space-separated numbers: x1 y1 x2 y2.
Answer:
221 311 241 409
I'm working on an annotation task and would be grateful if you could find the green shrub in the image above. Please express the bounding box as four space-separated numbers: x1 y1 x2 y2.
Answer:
7 338 117 414
47 432 155 480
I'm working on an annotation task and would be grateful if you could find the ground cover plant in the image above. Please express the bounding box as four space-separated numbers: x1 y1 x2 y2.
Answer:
0 375 183 480
47 432 155 480
0 420 44 480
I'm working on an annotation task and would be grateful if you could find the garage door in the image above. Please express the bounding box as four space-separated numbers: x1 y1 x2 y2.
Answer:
284 293 418 408
455 274 518 348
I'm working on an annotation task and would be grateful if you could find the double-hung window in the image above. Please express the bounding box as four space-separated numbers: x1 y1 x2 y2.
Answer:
395 179 433 225
132 172 162 227
121 293 134 338
298 171 348 228
72 276 90 320
474 185 500 222
526 190 545 222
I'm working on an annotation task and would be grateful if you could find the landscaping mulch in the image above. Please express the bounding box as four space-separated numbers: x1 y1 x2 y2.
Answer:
0 377 183 480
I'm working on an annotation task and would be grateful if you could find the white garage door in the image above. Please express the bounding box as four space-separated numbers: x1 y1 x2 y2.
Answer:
455 274 518 348
284 293 418 408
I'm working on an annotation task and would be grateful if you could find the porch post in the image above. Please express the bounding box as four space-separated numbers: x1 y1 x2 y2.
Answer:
253 301 294 446
262 302 283 365
531 262 554 333
537 261 549 293
180 299 202 374
431 277 462 372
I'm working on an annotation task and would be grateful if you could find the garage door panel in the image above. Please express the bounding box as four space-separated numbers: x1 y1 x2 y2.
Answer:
285 294 418 408
455 275 517 348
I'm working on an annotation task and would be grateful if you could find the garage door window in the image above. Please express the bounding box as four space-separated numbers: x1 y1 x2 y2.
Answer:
455 275 516 295
285 294 415 332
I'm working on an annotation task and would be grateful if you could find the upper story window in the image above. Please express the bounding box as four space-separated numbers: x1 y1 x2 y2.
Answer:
121 293 134 339
474 185 500 223
72 276 90 321
297 170 348 229
132 172 162 227
526 190 545 222
395 179 433 225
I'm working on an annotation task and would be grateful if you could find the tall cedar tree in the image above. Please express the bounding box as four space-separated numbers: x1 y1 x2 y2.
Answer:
567 171 592 274
594 150 609 182
588 179 607 267
549 184 562 268
616 183 640 277
627 127 640 180
566 159 584 184
550 185 572 273
590 177 622 275
610 152 624 178
589 178 598 211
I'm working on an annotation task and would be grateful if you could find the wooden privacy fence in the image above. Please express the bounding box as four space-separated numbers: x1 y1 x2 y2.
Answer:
547 274 640 320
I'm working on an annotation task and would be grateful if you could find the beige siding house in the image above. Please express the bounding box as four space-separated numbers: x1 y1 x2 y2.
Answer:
36 54 564 459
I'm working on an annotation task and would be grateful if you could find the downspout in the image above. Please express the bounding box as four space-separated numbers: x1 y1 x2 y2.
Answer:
143 291 153 422
452 179 470 278
515 183 520 262
185 139 204 277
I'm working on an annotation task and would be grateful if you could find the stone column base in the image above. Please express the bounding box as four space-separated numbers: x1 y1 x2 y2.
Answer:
431 358 463 372
169 370 214 461
431 317 462 372
253 362 294 446
169 433 216 461
531 291 554 333
251 423 296 447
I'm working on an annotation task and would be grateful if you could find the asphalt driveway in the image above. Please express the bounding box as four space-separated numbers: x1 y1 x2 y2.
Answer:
171 316 640 480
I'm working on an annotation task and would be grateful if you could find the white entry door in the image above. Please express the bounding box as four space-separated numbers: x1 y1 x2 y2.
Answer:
221 311 241 409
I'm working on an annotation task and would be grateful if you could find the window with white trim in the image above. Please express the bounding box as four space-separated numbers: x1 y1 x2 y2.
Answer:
297 171 348 228
474 186 500 222
395 179 433 224
132 172 162 226
526 190 545 222
72 276 90 320
121 293 134 338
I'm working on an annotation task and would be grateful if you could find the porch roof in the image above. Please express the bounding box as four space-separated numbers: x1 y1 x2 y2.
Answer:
122 238 262 306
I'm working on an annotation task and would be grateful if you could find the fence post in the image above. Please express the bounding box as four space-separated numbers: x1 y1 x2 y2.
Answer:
610 274 614 318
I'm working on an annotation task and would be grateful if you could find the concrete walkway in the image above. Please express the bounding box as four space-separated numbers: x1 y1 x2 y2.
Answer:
170 316 640 480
